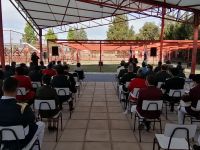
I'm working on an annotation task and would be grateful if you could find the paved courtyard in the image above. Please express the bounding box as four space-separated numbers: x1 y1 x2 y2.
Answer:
42 82 179 150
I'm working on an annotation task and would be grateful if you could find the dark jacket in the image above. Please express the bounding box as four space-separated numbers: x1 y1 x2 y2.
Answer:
137 86 163 119
0 98 37 149
51 75 72 102
65 71 77 93
120 72 136 85
36 85 60 117
163 77 185 93
183 84 200 117
156 71 172 82
28 70 42 82
118 68 128 79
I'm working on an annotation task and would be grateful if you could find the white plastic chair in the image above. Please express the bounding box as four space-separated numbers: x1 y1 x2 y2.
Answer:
17 87 26 96
157 82 164 89
129 88 140 99
134 100 163 142
153 123 197 150
31 82 41 89
34 99 62 142
0 125 40 150
55 88 70 96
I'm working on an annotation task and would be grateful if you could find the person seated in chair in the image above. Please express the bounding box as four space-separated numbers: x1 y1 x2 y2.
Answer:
155 64 172 83
63 65 77 94
0 77 45 149
131 75 162 131
42 62 57 77
162 68 185 111
51 65 74 111
74 63 85 80
154 61 162 73
118 62 128 80
178 74 200 124
14 66 35 104
117 60 125 75
28 65 42 83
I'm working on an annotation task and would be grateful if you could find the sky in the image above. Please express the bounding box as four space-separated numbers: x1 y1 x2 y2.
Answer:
2 0 161 42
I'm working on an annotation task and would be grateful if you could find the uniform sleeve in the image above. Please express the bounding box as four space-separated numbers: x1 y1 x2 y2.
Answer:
22 106 36 124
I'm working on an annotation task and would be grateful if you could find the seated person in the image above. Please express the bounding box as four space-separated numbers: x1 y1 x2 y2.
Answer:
178 74 200 124
0 77 45 149
137 62 148 78
118 63 128 80
156 64 172 83
74 63 85 80
163 68 185 111
51 65 73 110
42 62 57 77
28 65 42 83
4 65 14 79
117 60 125 75
146 64 154 76
131 75 162 130
40 61 46 70
120 64 136 92
14 66 35 104
36 75 60 118
63 65 77 94
154 61 162 73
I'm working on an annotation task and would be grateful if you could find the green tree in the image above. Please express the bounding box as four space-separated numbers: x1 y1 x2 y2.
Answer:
106 14 135 40
136 22 160 40
44 28 57 40
22 22 37 44
67 27 88 40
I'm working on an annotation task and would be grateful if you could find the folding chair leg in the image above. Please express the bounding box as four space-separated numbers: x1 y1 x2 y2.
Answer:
153 120 155 130
153 138 156 150
159 119 162 133
133 114 137 131
56 119 59 142
165 103 168 120
60 114 63 131
138 119 142 142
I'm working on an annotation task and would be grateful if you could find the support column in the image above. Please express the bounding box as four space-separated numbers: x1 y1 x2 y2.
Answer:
76 49 79 63
99 41 102 72
191 13 200 74
39 29 43 62
0 0 5 68
160 6 166 62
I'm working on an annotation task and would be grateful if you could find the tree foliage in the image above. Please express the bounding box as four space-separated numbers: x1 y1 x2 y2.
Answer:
67 27 88 40
136 22 160 40
44 28 57 40
164 21 193 40
22 23 37 44
106 15 135 40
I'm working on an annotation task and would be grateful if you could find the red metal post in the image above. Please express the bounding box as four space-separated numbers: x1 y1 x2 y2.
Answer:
0 0 5 68
100 41 102 72
160 6 166 62
191 13 200 74
39 29 43 62
76 49 79 63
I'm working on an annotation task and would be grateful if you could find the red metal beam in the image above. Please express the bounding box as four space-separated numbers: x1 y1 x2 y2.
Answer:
160 3 166 62
0 0 5 68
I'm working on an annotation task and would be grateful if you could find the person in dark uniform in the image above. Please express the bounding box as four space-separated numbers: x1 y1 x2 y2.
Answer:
28 65 43 82
31 52 39 66
118 63 129 80
0 77 45 149
51 65 74 110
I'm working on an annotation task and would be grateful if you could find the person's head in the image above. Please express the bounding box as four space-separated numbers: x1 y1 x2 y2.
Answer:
136 70 144 78
147 64 153 71
29 62 34 67
129 58 134 63
56 65 64 75
146 74 157 86
192 74 200 85
63 65 70 72
120 60 125 66
158 61 162 66
124 63 129 69
177 62 182 66
40 61 44 66
52 61 56 65
57 61 61 65
34 65 40 71
166 60 171 64
15 66 24 75
11 62 16 67
77 63 81 67
170 68 179 76
161 64 168 71
128 64 133 73
48 62 53 69
5 65 10 71
142 62 146 67
42 75 51 86
2 77 18 97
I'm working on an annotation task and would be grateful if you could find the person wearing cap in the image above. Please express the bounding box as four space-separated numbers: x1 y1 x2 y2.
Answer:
178 74 200 124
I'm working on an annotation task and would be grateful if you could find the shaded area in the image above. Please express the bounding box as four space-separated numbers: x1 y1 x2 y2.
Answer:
85 73 116 82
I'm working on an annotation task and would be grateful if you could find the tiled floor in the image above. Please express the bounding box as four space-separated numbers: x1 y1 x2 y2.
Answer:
42 82 179 150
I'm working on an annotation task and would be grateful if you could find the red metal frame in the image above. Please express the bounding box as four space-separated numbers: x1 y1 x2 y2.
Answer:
0 0 5 68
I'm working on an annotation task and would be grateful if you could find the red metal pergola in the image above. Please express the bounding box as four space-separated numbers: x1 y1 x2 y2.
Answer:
1 0 200 73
